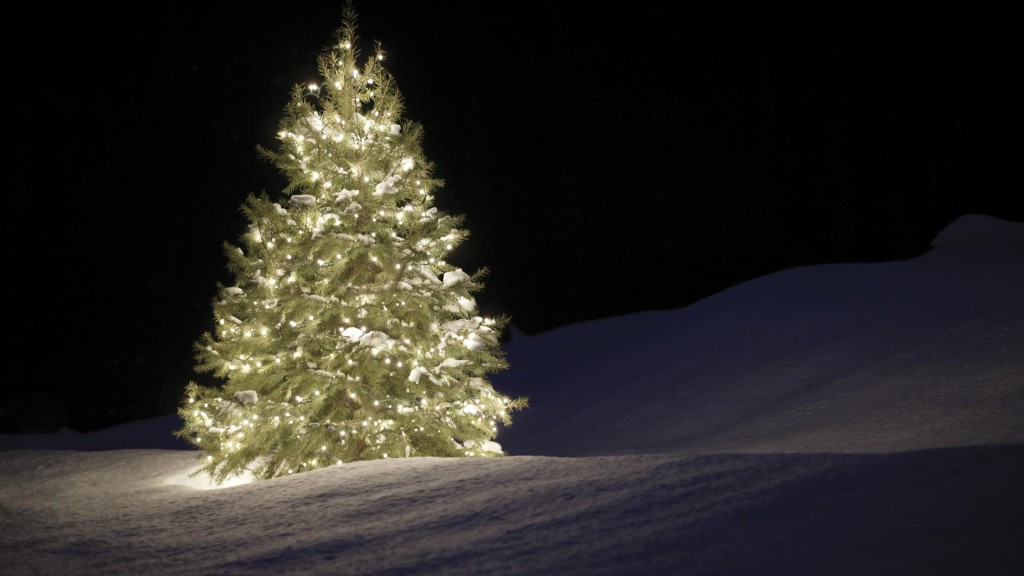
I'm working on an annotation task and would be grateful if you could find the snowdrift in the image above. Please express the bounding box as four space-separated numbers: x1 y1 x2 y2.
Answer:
1 214 1022 575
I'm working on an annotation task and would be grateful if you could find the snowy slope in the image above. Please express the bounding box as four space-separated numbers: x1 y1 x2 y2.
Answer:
496 213 1024 457
1 214 1022 575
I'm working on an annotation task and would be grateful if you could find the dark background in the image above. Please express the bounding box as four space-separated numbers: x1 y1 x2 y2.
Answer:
5 1 1021 432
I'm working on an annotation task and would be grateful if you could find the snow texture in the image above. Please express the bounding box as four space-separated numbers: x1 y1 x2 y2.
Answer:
233 390 258 406
333 188 359 203
463 333 488 351
442 268 470 289
340 326 364 342
1 214 1022 575
407 366 430 384
288 194 317 207
373 175 400 197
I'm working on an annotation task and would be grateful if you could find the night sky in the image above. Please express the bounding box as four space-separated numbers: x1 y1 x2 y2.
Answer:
7 1 1021 432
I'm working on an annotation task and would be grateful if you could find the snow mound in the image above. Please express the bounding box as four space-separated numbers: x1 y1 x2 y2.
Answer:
0 214 1021 575
931 213 1024 248
162 463 256 490
3 215 1020 460
0 414 191 452
495 215 1024 456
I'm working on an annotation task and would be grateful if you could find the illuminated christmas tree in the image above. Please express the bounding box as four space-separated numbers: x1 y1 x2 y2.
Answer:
176 6 525 482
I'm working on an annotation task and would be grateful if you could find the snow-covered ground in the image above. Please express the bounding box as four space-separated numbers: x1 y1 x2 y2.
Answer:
2 214 1022 575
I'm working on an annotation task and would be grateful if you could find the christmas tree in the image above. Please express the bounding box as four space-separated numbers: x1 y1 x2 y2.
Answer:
176 6 525 482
